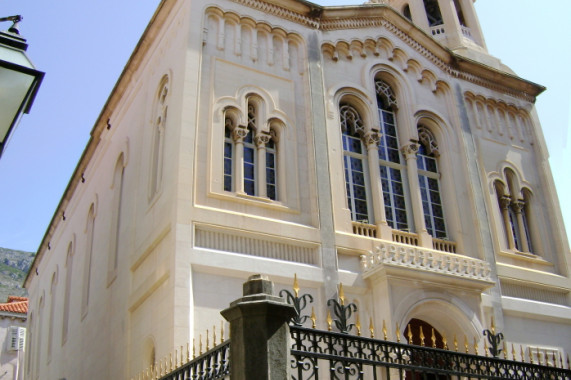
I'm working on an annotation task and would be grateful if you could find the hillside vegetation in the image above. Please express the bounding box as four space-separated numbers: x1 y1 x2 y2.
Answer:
0 247 34 303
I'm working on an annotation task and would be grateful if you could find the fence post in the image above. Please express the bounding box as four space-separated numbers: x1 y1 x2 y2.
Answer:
221 274 296 380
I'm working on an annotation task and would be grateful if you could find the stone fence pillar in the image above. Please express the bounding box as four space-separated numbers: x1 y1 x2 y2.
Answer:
221 274 296 380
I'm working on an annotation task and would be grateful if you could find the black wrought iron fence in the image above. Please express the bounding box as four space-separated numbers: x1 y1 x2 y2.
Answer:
290 326 570 380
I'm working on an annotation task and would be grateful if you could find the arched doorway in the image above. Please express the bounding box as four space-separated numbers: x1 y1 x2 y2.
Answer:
405 318 449 380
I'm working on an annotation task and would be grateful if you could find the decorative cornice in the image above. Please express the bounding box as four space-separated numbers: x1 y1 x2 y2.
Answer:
229 0 540 102
229 0 319 28
361 242 493 284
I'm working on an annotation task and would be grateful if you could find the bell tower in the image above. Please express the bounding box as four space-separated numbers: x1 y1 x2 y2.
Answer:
387 0 497 65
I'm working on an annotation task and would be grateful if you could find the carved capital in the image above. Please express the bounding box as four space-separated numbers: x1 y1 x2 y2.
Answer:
255 132 271 147
499 195 512 210
363 132 380 147
400 142 419 158
232 126 248 142
511 199 525 213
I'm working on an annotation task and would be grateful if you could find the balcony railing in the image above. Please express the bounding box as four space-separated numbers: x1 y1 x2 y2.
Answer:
352 221 377 238
392 230 419 246
432 237 457 253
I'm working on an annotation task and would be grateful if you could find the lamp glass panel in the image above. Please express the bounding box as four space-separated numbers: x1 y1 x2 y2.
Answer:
0 66 35 141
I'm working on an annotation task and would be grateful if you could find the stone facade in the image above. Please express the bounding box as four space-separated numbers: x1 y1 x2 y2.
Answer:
23 0 570 378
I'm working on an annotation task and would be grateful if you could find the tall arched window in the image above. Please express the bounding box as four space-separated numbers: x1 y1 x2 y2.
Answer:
376 80 409 231
149 75 169 200
47 271 57 362
423 0 443 26
417 126 447 238
244 103 257 196
82 204 95 318
224 118 234 192
265 129 278 200
340 104 371 222
62 242 73 345
109 155 125 283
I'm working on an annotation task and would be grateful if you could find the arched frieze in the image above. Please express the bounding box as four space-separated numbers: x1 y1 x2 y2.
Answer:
203 6 305 72
464 91 535 145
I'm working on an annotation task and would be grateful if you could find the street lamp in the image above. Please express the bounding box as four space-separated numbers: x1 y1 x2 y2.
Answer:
0 15 44 158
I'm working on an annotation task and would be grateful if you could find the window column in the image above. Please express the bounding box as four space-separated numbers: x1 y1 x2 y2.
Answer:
364 131 391 239
255 132 271 198
401 142 432 247
512 200 530 252
499 195 516 250
233 126 248 194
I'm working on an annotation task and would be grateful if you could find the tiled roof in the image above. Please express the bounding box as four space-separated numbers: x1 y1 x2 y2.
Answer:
0 297 28 314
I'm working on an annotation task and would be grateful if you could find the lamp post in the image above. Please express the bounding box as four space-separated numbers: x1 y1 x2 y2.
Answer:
0 15 44 158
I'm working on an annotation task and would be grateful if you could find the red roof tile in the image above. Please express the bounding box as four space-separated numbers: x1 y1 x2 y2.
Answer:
0 297 28 314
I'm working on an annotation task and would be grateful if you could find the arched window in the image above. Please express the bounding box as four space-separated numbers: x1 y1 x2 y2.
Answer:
224 118 234 192
376 80 409 231
109 154 125 283
222 98 281 201
423 0 443 27
265 129 278 200
47 271 57 362
494 169 534 253
82 204 95 318
340 103 371 222
244 103 257 196
62 243 73 345
149 75 169 200
453 0 466 26
417 126 447 239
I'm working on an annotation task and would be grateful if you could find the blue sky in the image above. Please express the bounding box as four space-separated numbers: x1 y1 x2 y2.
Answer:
0 0 569 252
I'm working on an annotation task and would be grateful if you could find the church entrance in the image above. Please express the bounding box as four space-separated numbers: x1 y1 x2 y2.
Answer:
405 318 449 380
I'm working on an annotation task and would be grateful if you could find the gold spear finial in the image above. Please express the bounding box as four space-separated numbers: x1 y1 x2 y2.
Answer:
528 346 533 364
464 335 469 354
396 322 401 343
419 326 425 347
311 307 317 329
339 283 345 306
520 345 525 363
187 342 190 363
442 334 448 350
200 334 203 355
175 348 178 368
170 352 173 371
484 340 489 357
293 274 300 297
356 313 361 336
206 329 210 351
213 325 217 346
503 342 507 359
453 334 458 352
193 338 196 359
511 344 516 361
221 321 225 343
537 347 542 366
431 328 436 348
327 310 333 331
382 320 387 340
407 324 413 344
491 315 495 335
473 337 478 355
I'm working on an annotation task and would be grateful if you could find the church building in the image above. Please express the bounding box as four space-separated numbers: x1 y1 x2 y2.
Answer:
23 0 570 378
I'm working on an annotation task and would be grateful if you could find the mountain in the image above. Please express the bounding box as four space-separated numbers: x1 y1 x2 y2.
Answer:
0 247 35 303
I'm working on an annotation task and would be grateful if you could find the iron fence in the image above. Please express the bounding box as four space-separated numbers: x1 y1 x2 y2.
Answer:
290 326 571 380
157 340 230 380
